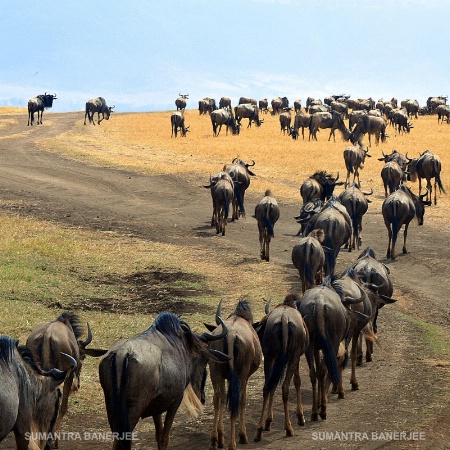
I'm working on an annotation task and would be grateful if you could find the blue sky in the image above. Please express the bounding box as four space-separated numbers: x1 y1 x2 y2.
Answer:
1 0 448 112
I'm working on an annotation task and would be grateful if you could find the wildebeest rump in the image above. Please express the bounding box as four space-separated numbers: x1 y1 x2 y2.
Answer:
253 295 309 441
99 309 228 450
175 93 189 110
171 110 190 137
0 335 76 449
343 143 371 188
27 92 57 126
26 312 107 447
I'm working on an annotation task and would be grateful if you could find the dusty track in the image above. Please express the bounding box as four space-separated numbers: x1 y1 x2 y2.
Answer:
0 112 449 449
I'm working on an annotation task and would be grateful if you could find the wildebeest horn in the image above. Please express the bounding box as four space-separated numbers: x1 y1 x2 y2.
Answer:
334 172 340 182
201 316 228 341
362 188 374 196
264 300 271 315
80 323 93 348
110 105 115 109
41 352 78 382
405 152 412 161
232 157 238 163
419 189 429 199
247 160 256 167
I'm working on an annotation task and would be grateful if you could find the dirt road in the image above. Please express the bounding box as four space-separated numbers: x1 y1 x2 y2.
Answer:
0 112 448 449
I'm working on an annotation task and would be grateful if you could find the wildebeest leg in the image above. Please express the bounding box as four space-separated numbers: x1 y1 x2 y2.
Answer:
258 225 265 260
281 370 295 436
238 378 250 445
308 347 319 421
38 110 42 124
53 374 74 447
384 218 392 259
357 334 363 365
158 403 180 450
210 379 225 450
153 414 163 448
402 222 410 254
264 390 275 430
254 388 271 441
13 434 31 450
350 332 359 390
264 231 270 262
318 358 328 420
293 363 305 426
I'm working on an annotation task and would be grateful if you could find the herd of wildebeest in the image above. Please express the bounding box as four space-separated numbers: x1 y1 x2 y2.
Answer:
0 92 447 450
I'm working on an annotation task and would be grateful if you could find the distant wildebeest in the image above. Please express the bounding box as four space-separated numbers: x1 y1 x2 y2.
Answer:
405 99 419 119
204 172 235 235
99 308 228 450
175 93 189 110
427 96 447 114
26 312 107 448
238 97 257 105
381 161 404 197
234 103 264 128
219 97 231 109
436 104 450 124
377 149 408 172
253 190 280 261
308 104 331 114
291 228 326 292
351 247 396 362
290 112 311 140
309 111 351 142
382 184 431 259
27 92 57 126
259 98 269 114
350 114 388 146
198 97 217 115
170 110 190 137
406 150 446 205
391 108 414 135
303 196 352 275
300 170 344 204
339 183 373 250
348 109 367 130
210 108 240 136
271 97 288 115
330 100 349 119
279 109 292 135
253 294 309 441
205 300 262 450
296 283 349 420
223 158 256 220
84 97 115 125
294 199 324 236
0 335 76 449
343 143 372 187
293 99 302 114
305 97 322 110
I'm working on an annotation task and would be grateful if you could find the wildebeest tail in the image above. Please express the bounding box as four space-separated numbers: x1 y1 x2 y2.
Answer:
222 187 230 219
226 336 241 416
109 353 132 450
303 240 315 287
263 320 292 395
316 319 340 386
434 160 446 194
235 187 245 217
323 235 336 276
265 204 275 237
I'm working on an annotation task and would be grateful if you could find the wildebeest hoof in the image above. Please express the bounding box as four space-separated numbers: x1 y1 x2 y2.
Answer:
352 383 359 391
311 412 319 421
320 412 327 420
286 427 294 437
239 433 248 444
254 429 263 442
264 418 272 431
298 414 305 426
338 391 345 399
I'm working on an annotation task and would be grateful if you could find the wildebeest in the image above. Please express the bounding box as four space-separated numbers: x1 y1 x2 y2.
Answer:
350 114 388 146
427 95 447 114
205 300 262 450
339 183 373 250
219 97 231 109
99 309 228 450
293 99 302 114
303 196 352 276
170 110 190 137
175 93 189 110
279 109 292 135
294 199 324 236
351 247 396 362
305 97 322 110
271 97 288 115
291 228 326 292
391 108 414 135
27 92 57 126
253 190 280 261
406 150 446 205
348 109 367 130
308 104 331 114
296 283 349 420
258 98 269 114
405 99 419 119
377 149 408 172
381 161 404 197
84 97 114 125
238 97 257 106
253 294 309 441
26 312 107 448
330 100 349 119
300 170 344 204
309 111 351 142
0 335 76 449
210 108 240 136
382 184 431 259
290 112 311 140
436 104 450 124
223 158 256 220
198 97 217 115
234 103 264 128
204 172 235 235
343 143 372 187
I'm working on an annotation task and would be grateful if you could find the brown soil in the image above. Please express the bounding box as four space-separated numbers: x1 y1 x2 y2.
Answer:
0 112 449 450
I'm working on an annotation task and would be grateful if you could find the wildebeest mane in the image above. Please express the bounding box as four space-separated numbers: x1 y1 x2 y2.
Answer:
231 300 254 323
358 246 376 259
56 311 85 340
0 335 17 365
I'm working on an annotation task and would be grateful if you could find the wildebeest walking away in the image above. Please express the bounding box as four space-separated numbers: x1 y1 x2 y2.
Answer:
99 309 228 450
27 92 57 126
253 190 280 261
175 93 189 110
210 108 240 136
171 110 190 137
253 295 309 441
84 97 115 125
343 143 371 188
